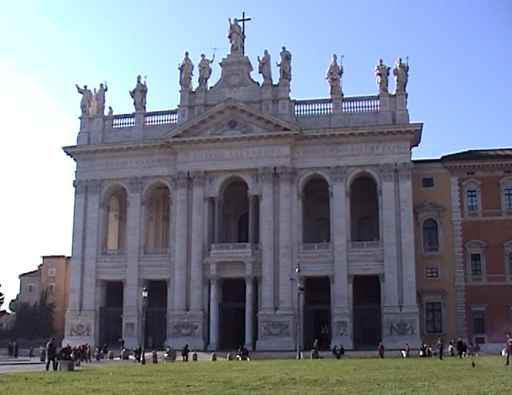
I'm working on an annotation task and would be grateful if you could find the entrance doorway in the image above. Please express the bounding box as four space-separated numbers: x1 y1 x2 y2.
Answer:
303 277 331 350
353 275 382 349
219 278 245 350
145 280 167 349
99 281 123 347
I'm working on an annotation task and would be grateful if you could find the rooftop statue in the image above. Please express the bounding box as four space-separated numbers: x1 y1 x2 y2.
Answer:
129 75 147 112
326 54 343 97
277 46 292 84
257 50 272 85
94 82 108 115
75 84 94 116
228 18 244 54
198 53 215 89
179 52 194 91
393 57 409 95
374 59 390 95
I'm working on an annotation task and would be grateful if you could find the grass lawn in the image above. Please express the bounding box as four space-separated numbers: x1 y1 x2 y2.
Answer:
1 356 510 394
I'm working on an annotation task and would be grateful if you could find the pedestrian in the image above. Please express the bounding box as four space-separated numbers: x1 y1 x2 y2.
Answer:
45 337 58 371
448 340 455 357
13 340 18 358
378 342 385 358
437 337 444 360
456 337 464 359
505 333 512 366
7 341 13 357
181 344 189 362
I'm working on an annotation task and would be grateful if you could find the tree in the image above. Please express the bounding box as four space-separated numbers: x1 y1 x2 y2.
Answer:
12 290 55 340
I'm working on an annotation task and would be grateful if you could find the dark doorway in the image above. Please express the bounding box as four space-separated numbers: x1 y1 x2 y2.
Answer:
303 277 331 350
353 276 382 349
145 280 167 349
99 281 123 347
219 278 245 350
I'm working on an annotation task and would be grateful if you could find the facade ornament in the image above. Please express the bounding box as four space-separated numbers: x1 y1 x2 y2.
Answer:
197 53 214 90
94 82 108 115
172 321 199 337
129 75 148 112
326 54 343 98
398 162 413 180
258 167 274 183
179 52 194 91
73 179 86 195
228 18 244 55
68 321 91 337
388 319 415 336
175 171 189 188
261 321 290 337
257 50 273 85
393 57 409 95
87 179 102 194
379 163 395 182
277 166 294 181
128 177 143 194
330 166 347 183
374 59 390 95
277 46 292 84
191 170 206 185
75 84 94 116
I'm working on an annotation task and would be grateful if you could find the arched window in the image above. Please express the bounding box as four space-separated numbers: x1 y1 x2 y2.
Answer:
104 188 127 253
144 184 170 254
302 176 331 243
422 219 439 253
350 175 379 242
221 179 249 243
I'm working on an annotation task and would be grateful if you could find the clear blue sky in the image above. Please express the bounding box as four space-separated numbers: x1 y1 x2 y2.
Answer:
0 1 510 308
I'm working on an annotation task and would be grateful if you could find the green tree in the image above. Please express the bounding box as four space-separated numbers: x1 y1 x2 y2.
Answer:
12 290 55 339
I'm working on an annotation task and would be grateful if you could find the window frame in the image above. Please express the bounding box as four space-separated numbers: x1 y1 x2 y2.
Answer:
421 176 435 188
462 179 482 217
465 240 487 282
500 177 512 214
422 218 440 254
425 301 443 334
504 241 512 282
471 306 487 344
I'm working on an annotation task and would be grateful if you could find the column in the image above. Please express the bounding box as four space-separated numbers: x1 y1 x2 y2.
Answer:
380 164 399 308
245 276 254 349
209 277 220 350
278 167 293 311
190 171 205 312
329 166 352 347
123 177 143 349
215 196 223 243
248 194 255 244
173 171 188 312
398 163 419 310
259 167 274 311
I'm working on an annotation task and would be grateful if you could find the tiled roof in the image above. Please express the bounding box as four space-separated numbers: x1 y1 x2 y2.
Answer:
441 149 512 161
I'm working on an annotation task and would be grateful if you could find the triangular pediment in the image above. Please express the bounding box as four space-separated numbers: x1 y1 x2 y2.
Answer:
166 99 298 140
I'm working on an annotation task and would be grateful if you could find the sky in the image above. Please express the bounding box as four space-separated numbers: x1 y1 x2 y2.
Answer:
0 1 510 310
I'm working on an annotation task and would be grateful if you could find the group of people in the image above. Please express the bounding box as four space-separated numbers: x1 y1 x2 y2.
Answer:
44 338 93 371
6 340 19 358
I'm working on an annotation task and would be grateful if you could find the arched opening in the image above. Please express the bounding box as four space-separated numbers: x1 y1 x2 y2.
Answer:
221 179 249 243
350 175 379 242
422 218 439 252
302 176 331 243
104 187 127 253
144 184 170 254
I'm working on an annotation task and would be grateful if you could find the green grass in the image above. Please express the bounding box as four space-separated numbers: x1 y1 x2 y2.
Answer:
1 356 510 394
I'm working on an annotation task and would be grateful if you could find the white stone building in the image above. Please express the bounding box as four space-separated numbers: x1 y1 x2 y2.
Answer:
64 25 422 350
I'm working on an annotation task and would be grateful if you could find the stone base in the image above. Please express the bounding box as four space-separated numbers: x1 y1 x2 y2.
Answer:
382 307 421 349
256 311 295 351
62 309 96 347
166 311 205 351
331 314 354 349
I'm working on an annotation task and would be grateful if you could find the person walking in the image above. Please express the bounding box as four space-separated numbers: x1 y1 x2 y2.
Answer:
45 337 58 371
506 333 512 366
378 342 385 359
437 337 444 360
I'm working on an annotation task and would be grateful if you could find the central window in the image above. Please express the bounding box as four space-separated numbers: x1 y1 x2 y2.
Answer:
470 253 482 276
425 302 443 334
467 190 478 212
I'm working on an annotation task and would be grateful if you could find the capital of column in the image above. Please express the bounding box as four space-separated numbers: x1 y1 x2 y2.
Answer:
379 163 395 182
258 167 274 184
329 166 347 183
397 162 413 181
191 170 206 186
73 179 86 195
277 166 295 182
128 177 143 194
87 179 102 194
172 171 189 189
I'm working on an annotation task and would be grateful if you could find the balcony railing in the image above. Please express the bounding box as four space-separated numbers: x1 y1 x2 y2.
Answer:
294 95 380 117
112 114 135 128
209 243 259 258
144 109 178 126
300 242 332 251
350 241 381 249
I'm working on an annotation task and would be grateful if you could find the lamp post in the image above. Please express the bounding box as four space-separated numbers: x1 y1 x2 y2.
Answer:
295 264 304 360
141 287 148 365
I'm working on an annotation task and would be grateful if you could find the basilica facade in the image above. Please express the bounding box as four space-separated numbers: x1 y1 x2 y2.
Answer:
63 24 424 351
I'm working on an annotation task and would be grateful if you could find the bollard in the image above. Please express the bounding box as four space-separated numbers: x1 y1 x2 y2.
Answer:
152 350 158 364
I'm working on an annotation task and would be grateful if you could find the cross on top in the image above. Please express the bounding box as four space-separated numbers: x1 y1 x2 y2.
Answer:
235 11 251 55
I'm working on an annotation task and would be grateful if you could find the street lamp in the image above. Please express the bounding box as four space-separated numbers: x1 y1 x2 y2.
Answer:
141 287 149 365
295 264 304 360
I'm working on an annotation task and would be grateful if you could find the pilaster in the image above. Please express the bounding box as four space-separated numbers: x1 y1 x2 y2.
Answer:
277 166 293 312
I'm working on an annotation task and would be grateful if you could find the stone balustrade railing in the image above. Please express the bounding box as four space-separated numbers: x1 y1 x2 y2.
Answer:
300 242 332 251
144 109 179 126
211 242 253 251
349 240 382 249
294 95 380 117
112 113 135 128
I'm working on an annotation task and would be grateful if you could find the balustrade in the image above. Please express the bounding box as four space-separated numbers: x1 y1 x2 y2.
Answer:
112 114 135 128
294 95 380 117
144 110 178 126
